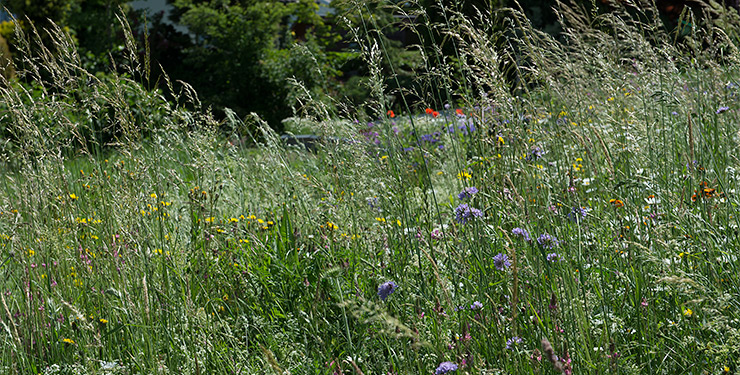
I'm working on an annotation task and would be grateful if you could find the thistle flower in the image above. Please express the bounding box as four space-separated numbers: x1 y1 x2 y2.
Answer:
511 227 532 242
435 361 458 374
377 281 398 301
537 233 560 249
457 187 479 200
493 253 511 271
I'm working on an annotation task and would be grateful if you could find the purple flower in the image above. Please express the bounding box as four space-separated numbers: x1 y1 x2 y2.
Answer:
537 233 560 249
546 253 561 262
457 187 479 200
511 227 532 242
435 361 458 374
525 146 543 161
454 203 483 224
493 253 511 271
471 301 483 310
505 336 523 350
377 281 398 301
568 206 588 222
716 106 730 114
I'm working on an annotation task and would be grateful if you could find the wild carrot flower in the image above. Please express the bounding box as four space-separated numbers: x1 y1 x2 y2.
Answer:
537 233 560 249
454 204 483 224
377 281 398 301
511 227 532 242
493 253 511 271
457 187 479 200
435 361 458 374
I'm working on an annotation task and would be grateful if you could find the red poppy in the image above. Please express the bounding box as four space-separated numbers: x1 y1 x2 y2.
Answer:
425 108 434 114
456 108 464 116
432 111 439 118
387 110 395 118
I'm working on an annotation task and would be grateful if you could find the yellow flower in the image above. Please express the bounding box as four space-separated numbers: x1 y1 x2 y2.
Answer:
222 294 229 302
683 308 693 317
205 217 215 223
457 171 472 181
327 222 338 230
150 193 157 199
375 217 386 223
99 318 108 325
62 338 75 345
69 193 78 201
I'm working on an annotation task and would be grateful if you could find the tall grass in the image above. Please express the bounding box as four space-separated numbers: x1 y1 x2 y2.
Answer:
1 1 740 374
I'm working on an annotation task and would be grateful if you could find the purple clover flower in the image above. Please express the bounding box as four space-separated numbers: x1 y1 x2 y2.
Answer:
493 253 511 271
716 106 730 114
457 187 479 200
471 301 483 310
377 281 398 301
505 336 523 350
537 233 560 249
435 361 458 374
511 227 532 242
454 203 483 224
546 253 561 262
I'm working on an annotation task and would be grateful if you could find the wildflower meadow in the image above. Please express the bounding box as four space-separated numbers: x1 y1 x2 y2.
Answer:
1 1 740 374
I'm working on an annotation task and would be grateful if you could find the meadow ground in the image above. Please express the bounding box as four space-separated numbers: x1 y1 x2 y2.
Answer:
1 3 740 375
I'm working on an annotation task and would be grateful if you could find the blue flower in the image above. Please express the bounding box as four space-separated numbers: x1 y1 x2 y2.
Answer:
454 203 483 224
537 233 560 249
525 146 543 161
377 281 398 301
505 336 523 350
470 301 483 310
568 206 588 222
546 253 561 262
493 253 511 271
435 361 458 374
716 106 730 114
511 227 532 242
457 187 479 200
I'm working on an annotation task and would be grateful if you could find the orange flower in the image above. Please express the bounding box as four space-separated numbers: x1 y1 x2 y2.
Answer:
387 110 395 118
425 108 434 114
432 111 439 118
609 199 624 208
456 108 464 116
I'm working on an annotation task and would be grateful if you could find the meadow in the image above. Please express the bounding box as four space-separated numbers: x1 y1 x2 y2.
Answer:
1 2 740 374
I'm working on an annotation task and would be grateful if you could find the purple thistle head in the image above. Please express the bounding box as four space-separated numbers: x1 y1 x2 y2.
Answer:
546 253 561 262
493 253 511 271
435 361 458 374
716 106 730 114
471 301 483 310
377 281 398 301
505 336 523 350
511 227 532 242
457 187 479 200
537 233 560 249
454 203 483 224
